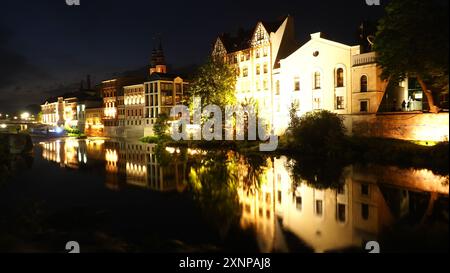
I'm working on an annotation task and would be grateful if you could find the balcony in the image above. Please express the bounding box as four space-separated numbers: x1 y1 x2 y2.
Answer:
352 52 377 66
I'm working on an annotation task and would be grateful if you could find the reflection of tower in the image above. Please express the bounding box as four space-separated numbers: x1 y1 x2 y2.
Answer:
149 37 167 75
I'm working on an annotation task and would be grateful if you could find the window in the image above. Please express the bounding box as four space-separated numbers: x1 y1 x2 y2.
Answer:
362 204 369 220
336 68 344 87
278 191 282 204
243 67 248 77
360 100 368 112
361 184 369 196
263 64 268 74
256 65 260 75
256 81 260 91
275 80 280 95
337 204 346 222
256 50 260 58
263 80 268 90
296 196 302 211
294 77 300 91
313 97 321 110
263 47 268 57
361 75 368 92
245 51 250 61
336 96 344 110
314 72 321 89
315 200 323 216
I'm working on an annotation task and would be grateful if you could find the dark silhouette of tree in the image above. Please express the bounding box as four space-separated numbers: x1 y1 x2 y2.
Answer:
374 0 449 113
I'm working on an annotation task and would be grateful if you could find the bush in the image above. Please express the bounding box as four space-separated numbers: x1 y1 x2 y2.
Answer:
287 109 347 159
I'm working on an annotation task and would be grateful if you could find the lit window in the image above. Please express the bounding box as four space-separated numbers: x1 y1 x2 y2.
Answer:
315 200 323 216
263 63 268 74
256 65 260 75
361 75 368 92
275 80 280 95
336 68 344 87
243 67 248 77
336 96 345 110
294 77 300 91
313 97 321 110
296 196 302 211
314 72 321 89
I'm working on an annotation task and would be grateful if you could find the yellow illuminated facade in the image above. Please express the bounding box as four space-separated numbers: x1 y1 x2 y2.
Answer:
237 157 449 253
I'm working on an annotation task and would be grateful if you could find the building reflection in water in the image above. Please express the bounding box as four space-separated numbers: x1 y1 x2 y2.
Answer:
238 157 449 253
40 139 449 253
41 139 187 192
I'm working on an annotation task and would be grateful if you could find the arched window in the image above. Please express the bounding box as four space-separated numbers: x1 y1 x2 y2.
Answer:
360 75 368 92
314 72 321 90
336 68 344 87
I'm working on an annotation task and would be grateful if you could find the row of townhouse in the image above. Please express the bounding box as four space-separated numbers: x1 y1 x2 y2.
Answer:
42 16 432 139
101 44 190 138
41 75 104 134
212 16 424 134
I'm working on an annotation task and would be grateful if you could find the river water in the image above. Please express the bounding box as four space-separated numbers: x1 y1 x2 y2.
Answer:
0 138 448 253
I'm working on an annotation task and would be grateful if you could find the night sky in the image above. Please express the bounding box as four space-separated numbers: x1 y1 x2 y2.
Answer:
0 0 386 113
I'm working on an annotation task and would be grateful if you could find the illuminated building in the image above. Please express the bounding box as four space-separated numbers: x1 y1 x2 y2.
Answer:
237 156 448 253
41 75 102 131
123 84 145 138
85 107 104 136
143 43 190 136
211 16 298 124
101 77 145 137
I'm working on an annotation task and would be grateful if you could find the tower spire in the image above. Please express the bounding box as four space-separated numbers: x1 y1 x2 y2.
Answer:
149 34 167 75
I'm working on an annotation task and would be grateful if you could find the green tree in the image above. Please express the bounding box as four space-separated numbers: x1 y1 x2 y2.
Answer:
374 0 449 113
153 113 170 140
287 110 347 159
189 58 237 109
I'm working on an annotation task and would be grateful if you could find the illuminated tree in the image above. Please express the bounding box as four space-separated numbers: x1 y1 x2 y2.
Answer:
374 0 449 113
189 58 237 109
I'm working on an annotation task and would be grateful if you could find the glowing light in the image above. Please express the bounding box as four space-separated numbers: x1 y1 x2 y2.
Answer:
55 127 64 134
0 124 7 129
20 112 30 120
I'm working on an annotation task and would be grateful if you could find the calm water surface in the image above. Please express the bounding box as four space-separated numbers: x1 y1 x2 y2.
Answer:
0 138 448 253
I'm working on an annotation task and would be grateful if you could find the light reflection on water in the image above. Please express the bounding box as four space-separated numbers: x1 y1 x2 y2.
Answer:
38 138 449 253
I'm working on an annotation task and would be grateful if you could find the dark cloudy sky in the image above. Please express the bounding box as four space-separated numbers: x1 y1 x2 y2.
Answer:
0 0 385 113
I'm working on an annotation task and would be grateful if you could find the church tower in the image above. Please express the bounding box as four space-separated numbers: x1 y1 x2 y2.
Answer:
150 40 167 75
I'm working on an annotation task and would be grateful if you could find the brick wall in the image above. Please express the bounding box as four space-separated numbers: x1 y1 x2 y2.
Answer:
343 112 449 142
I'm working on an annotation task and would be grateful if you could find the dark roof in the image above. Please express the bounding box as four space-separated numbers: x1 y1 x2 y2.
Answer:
43 91 101 104
219 29 254 53
218 18 285 53
148 72 186 82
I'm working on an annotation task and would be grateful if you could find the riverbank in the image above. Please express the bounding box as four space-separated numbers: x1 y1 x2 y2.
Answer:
141 136 449 175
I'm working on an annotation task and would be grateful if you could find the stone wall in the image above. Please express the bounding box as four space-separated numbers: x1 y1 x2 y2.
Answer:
343 112 449 142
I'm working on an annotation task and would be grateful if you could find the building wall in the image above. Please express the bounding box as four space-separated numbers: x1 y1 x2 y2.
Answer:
124 84 145 139
85 108 104 136
343 112 449 142
144 77 189 137
277 33 357 133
